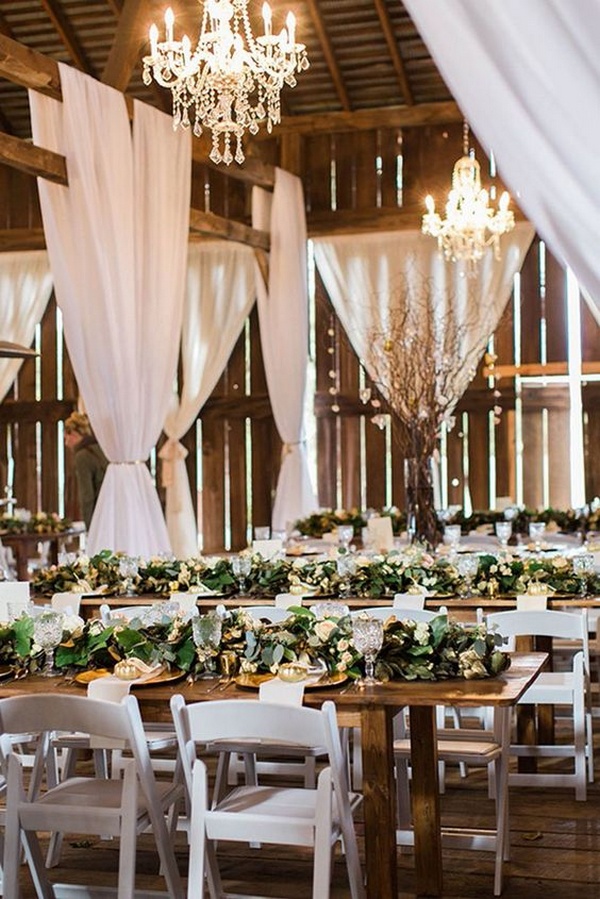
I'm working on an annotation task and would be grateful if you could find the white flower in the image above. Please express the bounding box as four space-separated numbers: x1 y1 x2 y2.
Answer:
414 621 430 645
314 619 337 642
62 614 85 635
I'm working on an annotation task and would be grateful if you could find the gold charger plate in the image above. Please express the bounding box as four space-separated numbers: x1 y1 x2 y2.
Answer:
74 668 185 687
0 665 14 681
234 671 347 690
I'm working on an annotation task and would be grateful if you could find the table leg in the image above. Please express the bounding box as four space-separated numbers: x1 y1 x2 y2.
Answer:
409 705 442 896
360 705 398 898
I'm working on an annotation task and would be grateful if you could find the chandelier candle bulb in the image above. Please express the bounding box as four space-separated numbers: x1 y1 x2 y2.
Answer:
165 7 174 43
262 3 272 36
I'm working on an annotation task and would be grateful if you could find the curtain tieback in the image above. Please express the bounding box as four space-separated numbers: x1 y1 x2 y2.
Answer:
112 460 146 465
158 438 188 488
282 440 305 459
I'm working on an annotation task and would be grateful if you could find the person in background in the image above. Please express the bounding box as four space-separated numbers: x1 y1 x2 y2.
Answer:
64 412 108 530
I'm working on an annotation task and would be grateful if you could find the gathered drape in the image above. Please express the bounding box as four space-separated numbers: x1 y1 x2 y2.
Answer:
313 222 535 419
403 0 600 311
252 168 317 532
0 251 53 403
160 241 256 558
29 64 191 556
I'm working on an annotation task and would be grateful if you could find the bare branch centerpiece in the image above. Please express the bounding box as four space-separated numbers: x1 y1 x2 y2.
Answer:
365 276 494 547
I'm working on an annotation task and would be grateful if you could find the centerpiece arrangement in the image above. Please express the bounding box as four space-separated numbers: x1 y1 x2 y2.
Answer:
0 605 510 684
31 548 599 601
0 510 73 535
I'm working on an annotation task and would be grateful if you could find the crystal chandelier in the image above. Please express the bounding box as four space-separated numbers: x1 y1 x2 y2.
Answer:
142 0 309 165
421 121 515 273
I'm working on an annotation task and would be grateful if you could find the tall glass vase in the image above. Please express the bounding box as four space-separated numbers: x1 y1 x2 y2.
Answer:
404 456 441 548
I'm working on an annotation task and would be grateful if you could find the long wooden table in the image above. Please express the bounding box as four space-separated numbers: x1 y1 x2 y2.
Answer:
0 652 546 898
1 525 85 581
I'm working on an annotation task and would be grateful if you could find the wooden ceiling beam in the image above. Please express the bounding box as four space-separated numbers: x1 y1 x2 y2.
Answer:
305 0 350 111
102 0 156 91
0 133 67 183
40 0 97 76
105 0 125 16
189 209 270 250
372 0 414 105
0 33 275 188
261 100 463 137
0 10 16 39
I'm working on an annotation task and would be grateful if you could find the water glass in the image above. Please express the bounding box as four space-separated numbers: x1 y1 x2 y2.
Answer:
254 526 271 540
311 601 350 620
573 553 594 596
352 615 384 685
443 524 461 553
495 521 512 550
231 554 252 594
337 525 354 550
456 554 479 598
192 613 223 677
33 610 64 677
528 521 546 552
336 553 357 598
118 556 139 595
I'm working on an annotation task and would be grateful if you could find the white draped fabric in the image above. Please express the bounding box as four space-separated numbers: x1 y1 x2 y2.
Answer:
403 0 600 310
252 169 317 532
29 64 191 557
160 241 256 559
0 251 53 402
313 222 535 415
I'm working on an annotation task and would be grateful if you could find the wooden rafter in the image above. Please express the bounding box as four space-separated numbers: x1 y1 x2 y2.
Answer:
102 0 157 91
372 0 413 105
0 134 67 184
0 10 15 38
305 0 350 111
40 0 97 76
189 209 270 251
0 33 275 188
262 100 462 137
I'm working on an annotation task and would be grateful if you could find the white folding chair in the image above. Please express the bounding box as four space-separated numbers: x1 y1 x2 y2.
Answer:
246 604 293 623
486 608 593 799
99 602 153 625
0 693 184 898
51 591 81 615
394 704 511 896
170 695 365 899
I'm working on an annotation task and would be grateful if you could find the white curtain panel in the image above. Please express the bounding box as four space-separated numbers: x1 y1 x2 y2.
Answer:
160 241 256 559
0 251 53 402
29 64 191 557
313 222 535 416
403 0 600 311
252 168 317 532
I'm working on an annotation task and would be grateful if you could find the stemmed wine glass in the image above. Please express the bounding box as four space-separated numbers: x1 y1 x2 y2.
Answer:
118 556 139 596
495 521 512 552
529 521 546 553
456 554 479 598
192 612 222 678
33 610 64 677
231 554 252 595
336 552 357 599
573 553 594 596
352 615 384 685
443 524 461 556
337 525 354 551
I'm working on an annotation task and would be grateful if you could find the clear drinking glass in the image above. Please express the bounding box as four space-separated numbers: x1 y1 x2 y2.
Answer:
352 615 384 685
573 553 594 596
192 613 223 677
336 553 357 598
231 554 252 594
456 554 479 598
118 556 139 595
337 525 355 550
495 521 512 551
443 524 461 554
33 610 64 677
311 601 350 619
528 521 546 552
254 526 271 540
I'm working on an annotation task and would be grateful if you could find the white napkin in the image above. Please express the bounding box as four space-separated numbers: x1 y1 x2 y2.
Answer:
259 678 305 706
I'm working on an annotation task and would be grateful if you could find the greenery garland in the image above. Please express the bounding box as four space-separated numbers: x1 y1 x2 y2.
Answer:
0 511 73 535
32 548 600 600
0 606 510 684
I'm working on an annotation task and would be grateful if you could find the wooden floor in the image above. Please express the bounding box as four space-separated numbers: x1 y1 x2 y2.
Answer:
15 741 600 899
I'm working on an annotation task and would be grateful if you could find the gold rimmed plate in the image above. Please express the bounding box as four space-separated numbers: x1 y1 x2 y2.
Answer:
74 668 185 687
234 671 348 690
